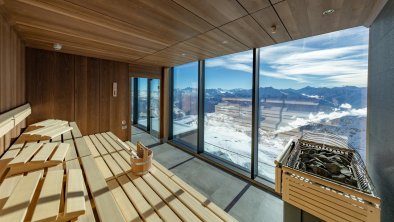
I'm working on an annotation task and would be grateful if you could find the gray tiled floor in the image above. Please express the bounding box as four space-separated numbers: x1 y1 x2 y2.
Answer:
131 126 145 135
151 143 194 169
150 142 284 222
131 126 160 146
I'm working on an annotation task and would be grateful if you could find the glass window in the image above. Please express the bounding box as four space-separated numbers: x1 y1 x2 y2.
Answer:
150 79 160 137
204 50 253 171
131 77 134 125
173 62 199 148
258 27 369 181
137 78 148 128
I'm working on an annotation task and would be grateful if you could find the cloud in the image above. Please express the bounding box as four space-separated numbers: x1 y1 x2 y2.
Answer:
340 103 352 109
206 50 253 73
275 107 367 134
259 27 369 87
205 26 369 87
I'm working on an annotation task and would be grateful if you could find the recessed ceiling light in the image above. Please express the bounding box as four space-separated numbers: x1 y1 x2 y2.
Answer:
222 40 228 44
322 9 335 15
271 25 277 34
181 53 186 56
53 43 62 51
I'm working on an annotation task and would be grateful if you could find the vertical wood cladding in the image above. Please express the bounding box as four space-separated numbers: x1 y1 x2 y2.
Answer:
26 48 130 140
0 14 26 156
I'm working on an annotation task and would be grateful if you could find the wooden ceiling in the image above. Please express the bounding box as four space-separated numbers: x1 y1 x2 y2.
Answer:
0 0 387 68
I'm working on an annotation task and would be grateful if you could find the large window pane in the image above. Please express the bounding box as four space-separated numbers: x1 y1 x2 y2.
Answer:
150 79 160 137
204 50 253 171
258 27 369 181
137 78 148 127
173 62 198 148
131 77 134 125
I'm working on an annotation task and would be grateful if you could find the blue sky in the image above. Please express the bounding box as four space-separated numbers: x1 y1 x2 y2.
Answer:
174 26 369 90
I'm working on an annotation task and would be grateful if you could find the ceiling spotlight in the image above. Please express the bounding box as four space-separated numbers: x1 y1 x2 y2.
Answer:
222 40 228 44
323 9 335 15
181 53 186 56
53 43 62 51
271 25 277 34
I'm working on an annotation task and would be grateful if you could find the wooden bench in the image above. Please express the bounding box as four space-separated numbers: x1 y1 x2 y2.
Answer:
85 132 238 222
0 169 85 222
0 121 92 222
0 120 237 222
16 119 73 144
6 142 69 176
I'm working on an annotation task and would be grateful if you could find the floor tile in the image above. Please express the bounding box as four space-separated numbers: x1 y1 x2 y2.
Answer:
152 143 193 169
170 158 247 209
229 185 283 222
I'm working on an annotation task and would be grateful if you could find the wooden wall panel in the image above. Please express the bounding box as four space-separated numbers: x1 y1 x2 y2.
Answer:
26 48 130 141
98 59 112 132
110 61 129 140
0 13 26 156
74 56 100 135
53 52 75 121
26 48 56 123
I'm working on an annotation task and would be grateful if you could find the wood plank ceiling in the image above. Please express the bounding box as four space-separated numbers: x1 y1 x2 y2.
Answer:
0 0 386 67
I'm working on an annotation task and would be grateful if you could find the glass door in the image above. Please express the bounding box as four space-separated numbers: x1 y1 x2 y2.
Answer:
137 78 148 129
150 79 160 138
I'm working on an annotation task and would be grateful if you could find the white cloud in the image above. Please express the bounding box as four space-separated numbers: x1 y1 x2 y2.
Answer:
302 94 321 99
205 27 369 87
340 103 352 109
275 107 367 134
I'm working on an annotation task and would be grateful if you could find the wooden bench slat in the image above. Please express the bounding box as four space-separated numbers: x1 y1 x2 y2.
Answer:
31 119 65 127
74 137 91 158
89 135 108 155
0 175 23 209
142 173 202 222
48 164 64 172
76 178 97 222
107 132 132 151
64 140 78 161
65 159 81 171
95 134 116 153
1 149 20 160
46 126 73 139
31 170 63 222
107 179 142 222
119 150 131 165
171 175 237 222
84 136 100 158
8 143 43 166
62 128 73 141
0 171 42 221
111 152 130 172
150 167 223 222
9 143 25 150
102 154 123 177
102 133 123 151
69 122 82 138
66 169 86 218
152 160 174 177
118 175 162 222
51 135 62 143
31 143 57 162
132 175 182 222
51 143 70 162
94 158 113 180
80 156 124 222
25 124 60 135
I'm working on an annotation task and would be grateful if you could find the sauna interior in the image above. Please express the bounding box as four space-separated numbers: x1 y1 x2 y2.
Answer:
0 0 393 222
